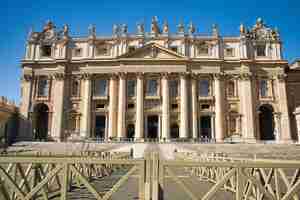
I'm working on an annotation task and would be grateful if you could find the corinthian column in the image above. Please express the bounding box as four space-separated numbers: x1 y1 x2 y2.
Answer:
214 74 225 142
239 72 256 142
117 73 126 139
191 76 198 139
180 73 189 138
51 72 66 141
108 75 118 139
161 74 170 141
80 74 92 139
135 73 144 141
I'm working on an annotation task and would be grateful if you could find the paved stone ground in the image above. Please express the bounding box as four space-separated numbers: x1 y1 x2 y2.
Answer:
3 142 300 199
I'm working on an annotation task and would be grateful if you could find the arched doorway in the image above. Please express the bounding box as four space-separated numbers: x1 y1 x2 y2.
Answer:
33 103 49 141
259 104 275 140
127 124 135 139
170 123 179 139
200 116 211 139
147 115 158 139
95 115 106 138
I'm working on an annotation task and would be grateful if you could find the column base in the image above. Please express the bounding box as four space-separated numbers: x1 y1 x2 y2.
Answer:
243 138 257 144
134 138 144 142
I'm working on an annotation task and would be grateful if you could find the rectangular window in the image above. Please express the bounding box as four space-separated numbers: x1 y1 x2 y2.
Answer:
198 80 210 97
95 44 110 56
94 79 107 96
257 44 266 57
128 46 136 53
224 48 234 57
127 80 136 97
146 79 158 96
260 80 268 97
37 78 49 97
73 48 82 57
41 45 52 57
197 45 209 56
169 80 179 97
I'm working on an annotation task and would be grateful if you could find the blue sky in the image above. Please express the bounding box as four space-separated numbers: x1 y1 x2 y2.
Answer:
1 0 300 103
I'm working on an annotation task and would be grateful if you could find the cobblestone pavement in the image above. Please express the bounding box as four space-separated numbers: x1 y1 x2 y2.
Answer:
4 142 300 199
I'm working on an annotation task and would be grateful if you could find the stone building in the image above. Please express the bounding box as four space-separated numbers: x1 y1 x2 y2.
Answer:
19 18 299 143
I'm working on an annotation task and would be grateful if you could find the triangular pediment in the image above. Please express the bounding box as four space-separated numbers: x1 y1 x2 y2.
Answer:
118 43 186 60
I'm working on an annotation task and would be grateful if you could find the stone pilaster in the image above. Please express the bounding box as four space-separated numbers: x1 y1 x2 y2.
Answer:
51 73 65 141
214 73 225 142
117 73 126 139
180 73 188 138
239 73 256 142
276 74 292 142
135 73 144 141
20 74 33 118
294 107 300 143
80 74 92 139
108 75 118 139
273 112 282 142
191 76 198 139
161 74 170 141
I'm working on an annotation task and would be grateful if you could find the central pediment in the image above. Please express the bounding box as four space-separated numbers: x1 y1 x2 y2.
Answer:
118 43 186 60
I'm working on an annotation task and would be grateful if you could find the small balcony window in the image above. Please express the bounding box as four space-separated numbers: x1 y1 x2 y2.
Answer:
95 44 110 56
197 44 209 56
256 44 266 57
128 46 136 53
224 48 234 57
41 45 52 57
73 48 82 57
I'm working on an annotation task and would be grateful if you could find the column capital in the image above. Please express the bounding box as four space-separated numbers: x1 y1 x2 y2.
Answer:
79 73 92 80
238 73 252 81
179 72 189 78
117 72 127 79
276 73 287 82
22 74 33 82
136 72 145 79
212 72 226 80
161 72 170 79
52 73 66 80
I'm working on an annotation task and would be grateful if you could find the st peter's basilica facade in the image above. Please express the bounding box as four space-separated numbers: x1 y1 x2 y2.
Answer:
19 17 300 143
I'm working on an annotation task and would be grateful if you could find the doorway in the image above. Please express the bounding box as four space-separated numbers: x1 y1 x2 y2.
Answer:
147 115 159 139
95 115 106 138
33 103 49 141
200 116 211 139
259 104 275 140
127 124 135 139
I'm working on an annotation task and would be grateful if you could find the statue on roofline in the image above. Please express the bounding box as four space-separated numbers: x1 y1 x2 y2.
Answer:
188 21 196 35
151 16 160 34
162 20 169 34
136 22 144 35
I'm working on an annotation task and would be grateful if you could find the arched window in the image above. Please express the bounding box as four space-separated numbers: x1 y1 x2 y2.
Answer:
198 80 210 97
227 80 235 97
71 80 80 97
